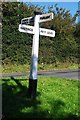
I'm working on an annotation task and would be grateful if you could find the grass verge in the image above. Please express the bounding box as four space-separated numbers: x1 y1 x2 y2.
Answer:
2 76 79 119
2 63 79 73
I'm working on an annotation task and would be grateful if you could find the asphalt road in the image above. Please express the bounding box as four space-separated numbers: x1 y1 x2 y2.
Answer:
0 69 79 80
38 69 80 80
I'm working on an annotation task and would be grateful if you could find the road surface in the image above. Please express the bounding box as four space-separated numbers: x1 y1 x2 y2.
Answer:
0 69 79 80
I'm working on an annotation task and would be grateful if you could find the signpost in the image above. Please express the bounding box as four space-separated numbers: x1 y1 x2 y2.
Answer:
21 16 34 25
19 24 34 34
19 11 55 99
39 13 53 23
19 25 55 37
40 28 55 37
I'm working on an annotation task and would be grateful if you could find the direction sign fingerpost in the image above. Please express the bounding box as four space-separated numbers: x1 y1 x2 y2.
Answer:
19 11 55 99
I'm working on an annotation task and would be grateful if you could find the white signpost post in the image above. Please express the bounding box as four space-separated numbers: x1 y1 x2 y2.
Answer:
19 11 55 99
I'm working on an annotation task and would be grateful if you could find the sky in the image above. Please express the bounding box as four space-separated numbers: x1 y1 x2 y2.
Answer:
31 2 78 16
22 1 79 22
22 0 79 2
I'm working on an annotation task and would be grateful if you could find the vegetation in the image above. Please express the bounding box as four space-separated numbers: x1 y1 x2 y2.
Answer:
1 3 79 120
1 3 79 119
2 63 78 73
2 2 79 65
2 76 79 119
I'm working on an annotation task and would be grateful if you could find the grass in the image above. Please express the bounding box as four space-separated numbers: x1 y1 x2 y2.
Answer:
2 76 79 119
2 62 79 73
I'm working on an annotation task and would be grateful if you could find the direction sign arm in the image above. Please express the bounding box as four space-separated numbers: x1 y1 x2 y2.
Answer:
39 12 53 23
21 16 34 25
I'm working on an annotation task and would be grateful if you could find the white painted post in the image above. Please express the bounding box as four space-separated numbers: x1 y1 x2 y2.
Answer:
28 15 40 98
18 11 54 99
29 15 39 79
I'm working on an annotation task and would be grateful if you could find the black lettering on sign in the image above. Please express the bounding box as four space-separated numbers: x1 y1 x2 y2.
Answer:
41 30 46 33
21 27 25 30
47 31 53 35
22 19 28 24
40 15 51 20
21 27 33 31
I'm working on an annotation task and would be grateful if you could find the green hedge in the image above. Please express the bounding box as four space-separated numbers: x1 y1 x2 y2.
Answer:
2 2 79 65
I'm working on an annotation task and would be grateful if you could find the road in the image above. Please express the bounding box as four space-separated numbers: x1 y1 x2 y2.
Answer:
0 69 79 80
38 69 79 80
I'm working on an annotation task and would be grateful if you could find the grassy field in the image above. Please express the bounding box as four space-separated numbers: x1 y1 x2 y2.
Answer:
2 76 79 119
2 63 79 73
